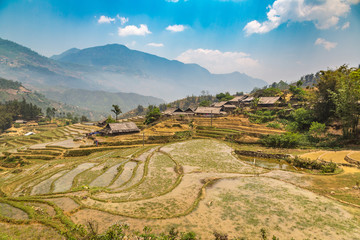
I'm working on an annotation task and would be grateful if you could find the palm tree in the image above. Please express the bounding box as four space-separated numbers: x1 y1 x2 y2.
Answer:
111 104 122 120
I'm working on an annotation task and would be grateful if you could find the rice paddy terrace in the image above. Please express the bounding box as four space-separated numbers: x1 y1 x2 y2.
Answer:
1 123 360 239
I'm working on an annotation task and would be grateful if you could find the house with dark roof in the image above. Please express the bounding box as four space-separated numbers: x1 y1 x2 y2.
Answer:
183 108 195 115
163 107 184 116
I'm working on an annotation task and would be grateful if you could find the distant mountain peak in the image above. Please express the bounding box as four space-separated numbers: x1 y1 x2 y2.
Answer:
50 47 80 60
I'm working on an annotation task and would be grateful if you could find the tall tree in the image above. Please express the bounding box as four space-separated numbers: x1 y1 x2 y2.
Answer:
111 104 122 120
329 68 360 137
312 65 351 122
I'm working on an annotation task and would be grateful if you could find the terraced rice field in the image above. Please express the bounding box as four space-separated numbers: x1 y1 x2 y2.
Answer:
348 152 360 161
301 150 358 164
2 137 360 239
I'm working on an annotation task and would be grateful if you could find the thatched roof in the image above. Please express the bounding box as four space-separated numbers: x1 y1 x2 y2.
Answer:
101 122 140 135
242 96 254 102
194 107 222 114
258 97 281 105
15 120 26 124
228 96 248 103
184 108 194 113
222 104 237 109
211 101 227 108
163 107 183 115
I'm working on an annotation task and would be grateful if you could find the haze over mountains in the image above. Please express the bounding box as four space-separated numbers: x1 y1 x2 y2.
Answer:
0 37 267 118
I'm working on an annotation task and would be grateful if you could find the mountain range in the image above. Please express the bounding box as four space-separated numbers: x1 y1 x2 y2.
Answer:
0 37 267 119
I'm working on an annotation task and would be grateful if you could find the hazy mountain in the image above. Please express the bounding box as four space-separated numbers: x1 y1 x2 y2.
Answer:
52 44 267 99
0 37 267 102
50 48 80 61
41 88 164 118
0 77 101 119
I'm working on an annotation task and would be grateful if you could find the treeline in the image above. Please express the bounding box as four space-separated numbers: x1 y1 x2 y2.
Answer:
159 90 215 110
252 65 360 147
0 77 22 90
0 99 42 132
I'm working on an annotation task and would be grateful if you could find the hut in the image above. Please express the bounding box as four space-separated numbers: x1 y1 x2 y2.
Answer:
183 108 195 115
228 95 248 107
163 107 183 116
194 107 224 116
258 97 282 107
221 104 237 113
15 120 27 124
241 96 254 105
211 101 227 108
100 122 140 135
97 118 108 127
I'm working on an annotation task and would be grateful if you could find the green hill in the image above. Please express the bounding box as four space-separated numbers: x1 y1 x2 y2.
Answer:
0 77 101 119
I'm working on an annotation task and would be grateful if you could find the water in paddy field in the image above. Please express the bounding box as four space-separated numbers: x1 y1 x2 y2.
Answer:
241 157 296 171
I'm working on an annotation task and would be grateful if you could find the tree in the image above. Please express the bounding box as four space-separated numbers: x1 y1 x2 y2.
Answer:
329 68 360 137
289 81 306 101
46 107 56 120
144 105 161 125
106 115 116 123
216 92 234 101
290 108 314 132
111 104 122 120
137 105 144 113
309 122 326 139
80 115 89 122
312 65 350 122
262 87 282 97
199 100 211 107
252 97 260 110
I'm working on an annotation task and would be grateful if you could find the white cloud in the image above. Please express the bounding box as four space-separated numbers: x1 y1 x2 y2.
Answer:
117 15 129 25
98 15 116 24
147 43 164 47
315 38 337 50
342 21 350 30
176 49 259 74
166 24 186 32
118 24 151 37
166 0 179 2
125 41 136 48
244 0 360 35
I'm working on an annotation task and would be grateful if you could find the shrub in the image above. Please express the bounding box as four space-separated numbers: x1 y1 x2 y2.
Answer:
260 133 301 148
309 121 326 138
266 122 281 129
14 123 21 128
247 110 276 124
288 156 338 173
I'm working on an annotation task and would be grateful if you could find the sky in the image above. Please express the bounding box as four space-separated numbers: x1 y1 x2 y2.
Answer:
0 0 359 83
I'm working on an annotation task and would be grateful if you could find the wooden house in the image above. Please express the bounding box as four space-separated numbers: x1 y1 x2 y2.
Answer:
163 107 184 116
194 107 224 116
228 96 248 107
100 122 140 135
258 97 282 107
183 108 195 115
211 101 227 108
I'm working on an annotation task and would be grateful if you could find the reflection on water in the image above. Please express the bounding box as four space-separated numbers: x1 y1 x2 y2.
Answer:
241 156 295 170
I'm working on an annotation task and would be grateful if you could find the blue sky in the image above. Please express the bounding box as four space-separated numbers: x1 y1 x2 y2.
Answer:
0 0 359 83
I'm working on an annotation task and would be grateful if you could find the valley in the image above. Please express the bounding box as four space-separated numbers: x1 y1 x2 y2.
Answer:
1 117 360 239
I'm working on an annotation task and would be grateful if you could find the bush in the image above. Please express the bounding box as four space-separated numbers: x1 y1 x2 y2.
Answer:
174 131 192 140
260 133 301 148
309 121 326 138
289 156 338 173
247 110 276 124
266 122 281 129
14 123 21 128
